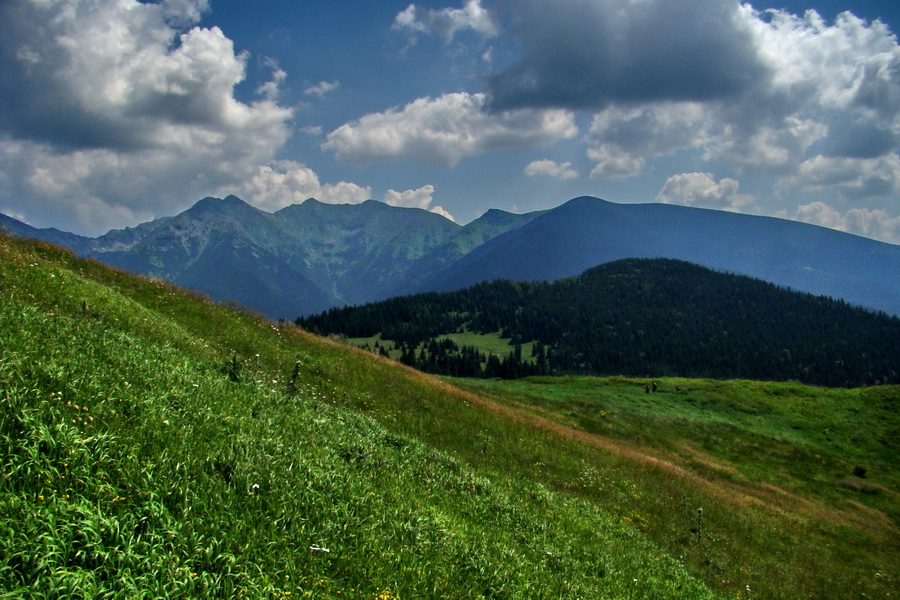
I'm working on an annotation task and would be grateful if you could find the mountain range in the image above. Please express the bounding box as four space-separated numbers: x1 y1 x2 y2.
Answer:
2 195 899 319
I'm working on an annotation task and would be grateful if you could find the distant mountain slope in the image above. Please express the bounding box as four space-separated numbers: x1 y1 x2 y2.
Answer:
299 258 900 387
0 196 543 318
3 195 899 317
0 212 95 255
273 198 461 304
96 196 334 317
420 197 900 315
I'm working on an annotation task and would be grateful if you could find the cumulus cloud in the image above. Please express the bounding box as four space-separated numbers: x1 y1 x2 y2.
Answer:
223 160 372 212
789 201 900 244
323 92 577 166
587 102 709 178
656 172 755 212
778 154 900 200
525 159 578 180
445 0 900 208
383 184 455 221
256 60 288 101
384 185 435 210
0 0 293 235
697 7 900 174
394 0 497 40
587 147 644 180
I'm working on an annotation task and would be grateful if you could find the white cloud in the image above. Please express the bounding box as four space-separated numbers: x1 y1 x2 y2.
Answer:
393 0 498 40
383 184 455 221
587 102 707 178
789 201 900 243
323 92 577 167
225 160 372 212
0 0 294 235
256 60 287 101
303 80 341 98
384 185 435 209
588 103 711 157
698 8 900 175
574 7 899 181
656 172 755 212
525 159 578 180
587 147 644 179
778 154 900 200
457 1 900 206
429 205 456 221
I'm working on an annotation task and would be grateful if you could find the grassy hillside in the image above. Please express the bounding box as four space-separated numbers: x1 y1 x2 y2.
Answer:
1 232 897 598
454 377 899 598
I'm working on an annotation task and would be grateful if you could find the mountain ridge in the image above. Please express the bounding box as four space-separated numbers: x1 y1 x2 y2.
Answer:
2 195 898 318
418 197 900 314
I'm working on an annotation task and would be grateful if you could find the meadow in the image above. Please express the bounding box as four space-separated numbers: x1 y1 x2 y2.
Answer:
1 232 896 598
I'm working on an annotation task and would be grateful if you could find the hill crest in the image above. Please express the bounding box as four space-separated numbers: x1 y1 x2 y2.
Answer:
299 258 900 387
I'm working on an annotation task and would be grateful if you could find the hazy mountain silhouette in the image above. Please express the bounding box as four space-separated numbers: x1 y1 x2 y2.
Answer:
2 195 898 318
418 197 900 315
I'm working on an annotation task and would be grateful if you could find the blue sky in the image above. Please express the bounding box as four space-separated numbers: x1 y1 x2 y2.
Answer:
1 0 899 243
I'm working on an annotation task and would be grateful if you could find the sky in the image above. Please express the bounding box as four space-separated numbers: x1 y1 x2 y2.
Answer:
1 0 899 244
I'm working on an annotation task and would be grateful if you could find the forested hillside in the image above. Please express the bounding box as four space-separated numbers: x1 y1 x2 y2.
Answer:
298 259 900 387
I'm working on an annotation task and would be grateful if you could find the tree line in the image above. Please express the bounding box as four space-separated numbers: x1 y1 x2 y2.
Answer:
297 258 900 387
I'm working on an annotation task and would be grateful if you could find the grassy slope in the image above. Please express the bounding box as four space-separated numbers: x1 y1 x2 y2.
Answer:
453 377 899 599
1 234 711 598
1 233 897 599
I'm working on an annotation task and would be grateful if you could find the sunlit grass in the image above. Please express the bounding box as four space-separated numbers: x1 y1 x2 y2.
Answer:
1 234 714 598
348 330 535 364
2 232 896 599
453 376 900 599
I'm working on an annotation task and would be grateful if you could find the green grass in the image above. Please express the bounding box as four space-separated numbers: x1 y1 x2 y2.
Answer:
452 376 900 599
348 330 535 364
439 331 535 362
1 232 897 599
1 235 713 598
